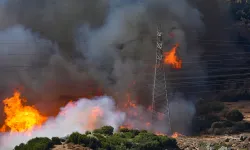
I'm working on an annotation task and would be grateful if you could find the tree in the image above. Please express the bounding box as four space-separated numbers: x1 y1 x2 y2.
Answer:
51 137 61 145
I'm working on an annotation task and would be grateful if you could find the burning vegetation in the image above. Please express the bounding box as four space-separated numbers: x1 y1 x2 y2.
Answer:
14 126 178 150
0 91 47 133
0 91 181 146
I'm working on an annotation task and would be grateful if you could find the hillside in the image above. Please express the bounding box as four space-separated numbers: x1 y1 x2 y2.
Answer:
224 101 250 122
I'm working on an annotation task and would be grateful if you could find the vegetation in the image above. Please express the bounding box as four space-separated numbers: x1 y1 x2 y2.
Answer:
193 99 250 135
14 137 53 150
193 100 225 133
226 109 244 122
14 126 178 150
51 137 61 145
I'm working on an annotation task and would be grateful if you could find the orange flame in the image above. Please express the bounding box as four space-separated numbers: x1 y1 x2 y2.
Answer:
155 132 166 136
0 91 47 133
164 44 182 69
119 124 133 129
171 132 183 138
124 93 136 108
87 107 103 130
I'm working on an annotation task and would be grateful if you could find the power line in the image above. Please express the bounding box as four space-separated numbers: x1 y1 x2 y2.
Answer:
196 39 250 43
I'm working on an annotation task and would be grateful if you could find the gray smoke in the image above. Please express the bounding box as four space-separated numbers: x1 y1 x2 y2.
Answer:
0 0 236 135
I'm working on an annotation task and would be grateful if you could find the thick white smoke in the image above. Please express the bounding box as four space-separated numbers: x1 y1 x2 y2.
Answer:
0 96 125 150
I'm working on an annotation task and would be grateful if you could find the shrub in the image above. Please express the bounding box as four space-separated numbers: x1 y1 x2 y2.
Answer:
68 132 82 144
119 128 130 132
226 110 244 122
85 131 91 135
13 126 179 150
140 130 148 133
211 122 224 128
14 143 25 150
133 133 177 150
88 136 101 149
100 126 114 135
14 137 53 150
119 128 140 138
158 135 177 148
130 129 140 137
133 132 158 143
68 132 89 145
51 137 61 145
93 126 114 135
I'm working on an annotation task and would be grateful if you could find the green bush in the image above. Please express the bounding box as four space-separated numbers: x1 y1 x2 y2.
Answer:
14 126 179 150
67 132 82 144
93 126 114 135
226 110 244 122
68 132 89 145
51 137 61 145
211 122 224 128
133 132 159 143
85 131 91 135
133 133 177 149
158 135 177 148
88 136 101 149
14 143 25 150
119 128 130 132
119 128 140 138
14 137 53 150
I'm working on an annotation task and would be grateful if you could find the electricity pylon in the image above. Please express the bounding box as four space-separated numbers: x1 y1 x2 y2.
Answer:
151 26 172 134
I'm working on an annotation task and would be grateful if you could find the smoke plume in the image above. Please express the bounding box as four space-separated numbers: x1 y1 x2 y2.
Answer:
0 0 241 143
0 0 206 123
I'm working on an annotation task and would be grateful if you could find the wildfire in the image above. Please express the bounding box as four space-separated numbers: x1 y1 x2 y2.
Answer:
119 124 133 129
164 43 182 69
87 107 104 130
155 132 166 136
171 132 183 138
0 91 47 133
124 93 136 108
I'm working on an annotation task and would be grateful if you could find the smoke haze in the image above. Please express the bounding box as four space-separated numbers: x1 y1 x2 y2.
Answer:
0 0 242 145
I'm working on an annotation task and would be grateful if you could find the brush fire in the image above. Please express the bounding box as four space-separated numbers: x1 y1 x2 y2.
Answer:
0 43 184 148
0 44 184 149
0 91 47 133
0 90 182 149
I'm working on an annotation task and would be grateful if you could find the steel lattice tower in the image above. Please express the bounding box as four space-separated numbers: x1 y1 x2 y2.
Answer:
151 26 172 134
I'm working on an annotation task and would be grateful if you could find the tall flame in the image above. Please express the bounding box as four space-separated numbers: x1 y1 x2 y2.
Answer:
164 43 182 69
0 91 47 133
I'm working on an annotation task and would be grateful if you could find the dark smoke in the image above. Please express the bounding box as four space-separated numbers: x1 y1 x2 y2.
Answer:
0 0 243 134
